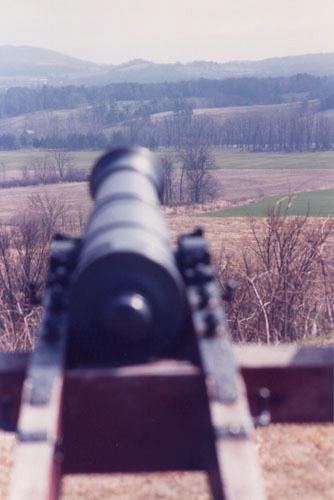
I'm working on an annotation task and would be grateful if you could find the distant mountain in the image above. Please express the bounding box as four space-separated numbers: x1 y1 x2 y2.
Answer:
0 46 333 87
89 53 334 84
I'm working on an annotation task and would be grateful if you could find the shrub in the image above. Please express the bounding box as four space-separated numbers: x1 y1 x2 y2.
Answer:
220 204 334 342
0 193 85 350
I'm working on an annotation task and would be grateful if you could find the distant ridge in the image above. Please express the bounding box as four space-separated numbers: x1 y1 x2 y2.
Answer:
0 45 101 69
0 45 105 83
0 46 333 87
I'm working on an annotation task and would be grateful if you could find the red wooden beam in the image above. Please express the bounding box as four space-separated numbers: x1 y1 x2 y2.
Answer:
235 345 334 423
0 344 333 434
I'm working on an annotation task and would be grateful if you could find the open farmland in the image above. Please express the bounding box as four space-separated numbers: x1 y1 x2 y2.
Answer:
1 149 334 178
0 182 333 252
0 181 255 255
0 149 102 178
209 168 334 203
1 150 334 207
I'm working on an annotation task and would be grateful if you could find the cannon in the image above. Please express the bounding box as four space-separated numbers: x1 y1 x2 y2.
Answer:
1 148 332 500
68 147 188 365
64 147 232 371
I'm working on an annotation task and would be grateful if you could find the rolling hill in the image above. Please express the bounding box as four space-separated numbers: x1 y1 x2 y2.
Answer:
0 46 333 87
0 46 106 87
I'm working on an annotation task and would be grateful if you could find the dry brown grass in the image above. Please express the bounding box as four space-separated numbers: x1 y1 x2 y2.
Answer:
0 182 91 222
257 424 334 500
210 168 334 203
0 182 257 264
1 424 333 500
0 181 260 253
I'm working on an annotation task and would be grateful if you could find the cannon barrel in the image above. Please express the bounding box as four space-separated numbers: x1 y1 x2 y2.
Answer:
68 148 187 365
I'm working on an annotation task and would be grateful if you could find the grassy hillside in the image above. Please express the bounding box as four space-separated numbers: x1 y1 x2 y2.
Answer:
203 189 334 217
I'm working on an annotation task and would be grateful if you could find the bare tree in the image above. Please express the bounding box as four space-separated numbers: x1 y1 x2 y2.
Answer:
27 154 57 184
0 161 7 186
47 149 73 180
178 145 216 203
27 193 67 238
160 152 176 206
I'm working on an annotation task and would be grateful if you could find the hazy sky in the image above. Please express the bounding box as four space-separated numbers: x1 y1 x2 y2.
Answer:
0 0 333 64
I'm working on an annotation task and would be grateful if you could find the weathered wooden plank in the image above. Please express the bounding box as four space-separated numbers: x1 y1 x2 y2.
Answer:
201 337 265 500
208 374 266 500
8 311 68 500
9 442 61 500
9 369 64 500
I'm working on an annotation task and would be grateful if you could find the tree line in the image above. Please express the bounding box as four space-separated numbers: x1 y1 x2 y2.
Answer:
1 106 333 152
109 107 334 152
1 73 333 119
0 132 108 151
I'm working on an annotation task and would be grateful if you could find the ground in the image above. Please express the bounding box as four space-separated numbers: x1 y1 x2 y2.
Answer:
1 425 333 499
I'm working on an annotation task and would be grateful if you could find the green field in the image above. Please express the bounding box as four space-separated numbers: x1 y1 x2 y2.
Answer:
211 150 334 170
203 189 334 217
